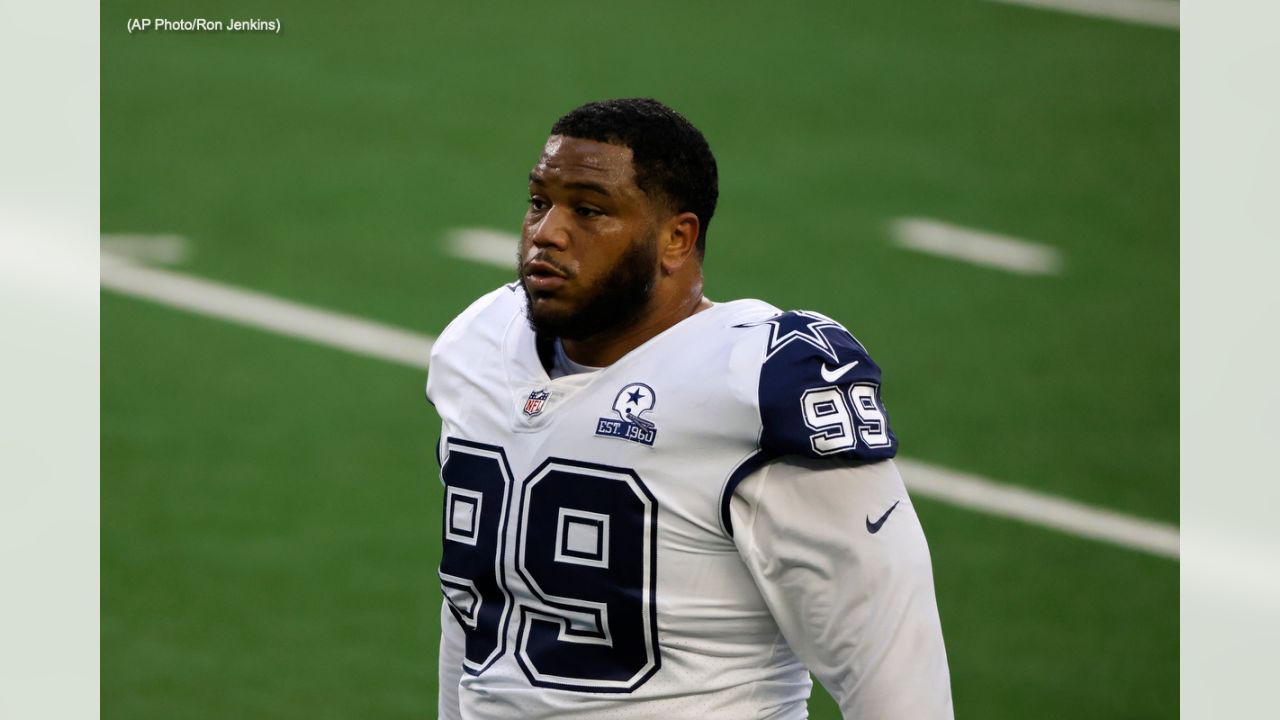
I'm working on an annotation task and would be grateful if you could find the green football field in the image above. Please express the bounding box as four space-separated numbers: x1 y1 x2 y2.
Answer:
102 1 1178 717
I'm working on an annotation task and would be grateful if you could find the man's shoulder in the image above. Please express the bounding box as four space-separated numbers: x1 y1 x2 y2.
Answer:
426 284 524 411
733 308 871 362
729 304 899 462
720 302 874 371
433 283 524 355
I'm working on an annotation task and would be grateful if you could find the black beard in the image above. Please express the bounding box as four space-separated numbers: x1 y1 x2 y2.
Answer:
522 236 658 342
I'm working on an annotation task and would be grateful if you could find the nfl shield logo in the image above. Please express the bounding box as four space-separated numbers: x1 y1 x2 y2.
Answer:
523 389 550 417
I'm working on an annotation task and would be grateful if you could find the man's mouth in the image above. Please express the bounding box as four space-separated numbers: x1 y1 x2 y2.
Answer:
523 259 569 293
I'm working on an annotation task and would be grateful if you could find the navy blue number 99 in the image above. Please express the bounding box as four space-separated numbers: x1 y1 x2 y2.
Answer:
440 441 660 692
439 441 513 674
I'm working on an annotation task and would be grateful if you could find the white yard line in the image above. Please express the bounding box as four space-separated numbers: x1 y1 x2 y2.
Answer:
443 227 519 270
100 233 191 265
891 217 1065 276
100 254 433 369
896 458 1178 558
986 0 1178 29
101 246 1178 559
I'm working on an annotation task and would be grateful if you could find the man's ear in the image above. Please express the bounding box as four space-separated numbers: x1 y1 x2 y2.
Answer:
659 211 701 274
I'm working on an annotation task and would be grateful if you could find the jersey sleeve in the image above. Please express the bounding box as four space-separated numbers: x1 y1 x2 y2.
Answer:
753 311 898 461
730 457 953 719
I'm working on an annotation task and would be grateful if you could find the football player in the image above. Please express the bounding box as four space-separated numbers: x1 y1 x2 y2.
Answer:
426 98 952 719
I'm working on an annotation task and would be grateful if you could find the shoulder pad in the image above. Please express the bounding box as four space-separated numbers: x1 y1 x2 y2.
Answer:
745 311 898 461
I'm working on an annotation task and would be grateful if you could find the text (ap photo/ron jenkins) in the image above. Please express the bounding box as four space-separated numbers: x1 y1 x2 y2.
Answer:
125 18 281 34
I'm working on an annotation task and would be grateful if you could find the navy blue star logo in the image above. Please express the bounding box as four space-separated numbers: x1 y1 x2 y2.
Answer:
736 311 850 362
627 388 645 405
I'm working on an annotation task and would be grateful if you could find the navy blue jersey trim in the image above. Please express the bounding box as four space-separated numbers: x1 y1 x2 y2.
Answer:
719 449 779 538
753 310 899 463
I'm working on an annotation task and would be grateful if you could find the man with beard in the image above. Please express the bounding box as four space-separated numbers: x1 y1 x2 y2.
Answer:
426 99 952 719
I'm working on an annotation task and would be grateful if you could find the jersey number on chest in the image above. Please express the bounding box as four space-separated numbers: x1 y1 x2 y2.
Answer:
439 438 661 693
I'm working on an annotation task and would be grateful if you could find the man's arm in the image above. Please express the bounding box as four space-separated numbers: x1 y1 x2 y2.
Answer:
730 457 953 719
438 601 465 720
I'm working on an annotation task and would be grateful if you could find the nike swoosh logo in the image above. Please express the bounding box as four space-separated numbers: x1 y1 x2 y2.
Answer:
866 501 901 534
820 360 860 383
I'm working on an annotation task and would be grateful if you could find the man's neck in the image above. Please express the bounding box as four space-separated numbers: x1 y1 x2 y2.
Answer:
560 288 712 367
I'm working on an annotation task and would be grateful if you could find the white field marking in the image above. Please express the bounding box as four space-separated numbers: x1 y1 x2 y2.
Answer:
444 227 519 270
891 217 1064 276
100 253 433 369
101 240 1176 560
101 233 190 265
986 0 1178 29
896 458 1178 558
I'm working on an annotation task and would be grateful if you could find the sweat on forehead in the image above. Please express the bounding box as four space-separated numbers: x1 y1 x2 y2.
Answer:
537 136 633 172
529 136 652 204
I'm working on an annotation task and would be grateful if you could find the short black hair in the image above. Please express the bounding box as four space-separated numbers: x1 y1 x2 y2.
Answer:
551 98 718 256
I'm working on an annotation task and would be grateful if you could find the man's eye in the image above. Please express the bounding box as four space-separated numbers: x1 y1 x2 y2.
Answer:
576 206 603 218
528 197 548 211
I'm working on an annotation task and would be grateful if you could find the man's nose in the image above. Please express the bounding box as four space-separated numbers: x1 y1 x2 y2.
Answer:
529 206 571 250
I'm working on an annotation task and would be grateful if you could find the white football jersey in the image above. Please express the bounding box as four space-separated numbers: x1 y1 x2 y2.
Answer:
426 284 948 719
